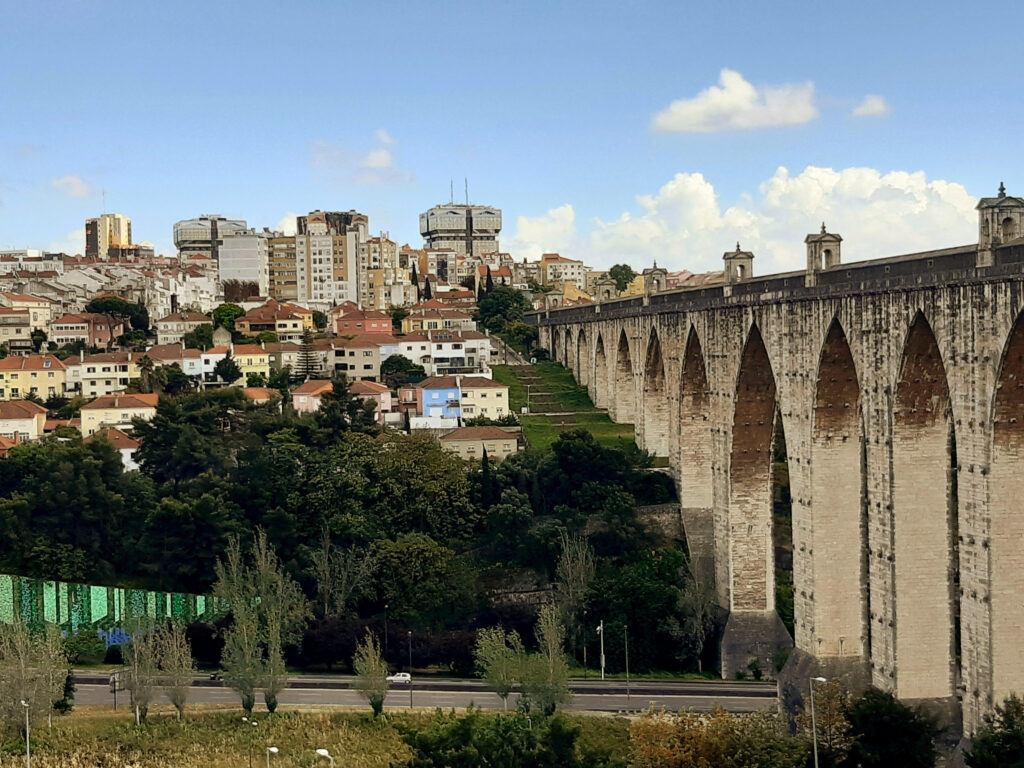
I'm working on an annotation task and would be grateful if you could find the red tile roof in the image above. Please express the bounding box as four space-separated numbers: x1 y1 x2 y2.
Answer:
349 380 389 395
0 355 65 371
81 394 159 410
0 400 47 419
292 379 334 396
441 426 518 441
86 428 141 449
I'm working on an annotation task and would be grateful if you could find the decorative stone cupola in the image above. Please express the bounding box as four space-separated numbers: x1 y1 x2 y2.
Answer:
723 243 754 285
642 260 668 294
976 182 1024 267
805 223 842 287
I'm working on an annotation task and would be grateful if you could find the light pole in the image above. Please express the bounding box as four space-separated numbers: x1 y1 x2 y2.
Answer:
809 676 827 768
242 717 258 768
407 630 414 708
266 746 278 768
582 610 588 681
526 383 531 413
316 748 336 768
596 620 605 681
624 623 630 707
20 700 29 768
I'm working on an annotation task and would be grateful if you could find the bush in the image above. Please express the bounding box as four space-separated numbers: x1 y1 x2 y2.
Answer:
966 694 1024 768
103 644 123 665
64 631 106 665
844 688 937 767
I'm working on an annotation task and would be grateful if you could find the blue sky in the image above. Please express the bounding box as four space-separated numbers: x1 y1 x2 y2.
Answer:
1 0 1020 272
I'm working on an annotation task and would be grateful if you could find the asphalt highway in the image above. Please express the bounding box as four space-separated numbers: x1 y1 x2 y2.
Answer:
73 674 776 714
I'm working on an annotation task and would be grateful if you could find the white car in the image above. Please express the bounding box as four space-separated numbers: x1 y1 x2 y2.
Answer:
386 672 411 684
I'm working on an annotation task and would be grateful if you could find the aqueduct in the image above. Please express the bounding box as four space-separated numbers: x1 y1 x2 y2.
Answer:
533 187 1024 732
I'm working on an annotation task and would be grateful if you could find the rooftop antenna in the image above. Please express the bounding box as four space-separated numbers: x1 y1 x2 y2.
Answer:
450 179 454 204
465 178 469 205
102 189 107 214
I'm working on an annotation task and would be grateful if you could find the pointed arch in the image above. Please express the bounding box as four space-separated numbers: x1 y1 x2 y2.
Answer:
593 333 609 410
678 326 715 585
552 328 563 364
563 330 571 369
576 328 590 387
810 319 865 658
989 311 1024 703
612 329 637 423
892 312 958 701
641 328 670 456
729 324 779 612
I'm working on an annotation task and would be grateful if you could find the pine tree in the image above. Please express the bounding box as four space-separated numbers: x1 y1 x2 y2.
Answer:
423 277 433 300
411 264 419 302
485 265 495 293
295 329 317 381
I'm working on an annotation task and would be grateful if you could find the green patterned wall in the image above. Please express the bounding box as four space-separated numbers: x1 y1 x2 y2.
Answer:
0 573 226 641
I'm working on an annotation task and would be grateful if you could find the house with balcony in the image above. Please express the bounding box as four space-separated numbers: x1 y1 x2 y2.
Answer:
0 400 48 442
155 311 211 345
79 393 158 437
0 355 67 401
66 351 141 397
397 330 492 377
51 313 124 348
440 425 521 462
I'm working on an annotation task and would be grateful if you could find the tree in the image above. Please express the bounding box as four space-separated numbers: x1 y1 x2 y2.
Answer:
423 277 433 300
673 561 718 672
796 679 852 767
381 354 425 389
295 329 317 381
967 694 1024 768
247 372 267 387
844 688 937 768
86 296 137 349
309 530 372 619
183 323 214 349
475 285 531 334
30 329 47 352
521 605 571 714
352 631 388 717
268 366 291 397
312 310 328 330
554 531 594 659
157 622 195 720
214 536 263 714
123 622 161 723
485 265 495 293
474 627 524 710
314 376 379 436
212 302 245 332
256 330 279 344
388 306 409 325
411 264 419 301
608 264 636 292
0 622 67 736
213 353 242 384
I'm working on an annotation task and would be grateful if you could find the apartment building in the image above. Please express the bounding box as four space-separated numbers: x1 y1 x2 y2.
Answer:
201 344 269 385
173 215 249 260
85 213 132 260
398 329 492 377
419 203 501 259
540 253 587 290
79 393 158 437
331 335 393 381
439 426 520 462
219 229 270 297
67 352 141 398
0 293 53 334
145 344 203 377
155 311 210 345
0 309 33 354
0 355 67 401
52 313 124 348
330 302 393 335
235 300 312 341
401 308 476 333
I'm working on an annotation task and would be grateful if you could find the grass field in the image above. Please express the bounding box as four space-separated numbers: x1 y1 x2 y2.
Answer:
494 364 637 453
0 706 631 768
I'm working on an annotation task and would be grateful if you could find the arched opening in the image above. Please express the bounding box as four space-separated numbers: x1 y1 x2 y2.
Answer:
563 331 571 369
641 330 670 457
990 312 1024 703
810 319 865 657
1002 216 1017 241
593 334 609 410
613 330 636 423
822 249 831 270
576 329 590 387
736 264 746 279
552 328 562 363
678 327 715 587
729 325 781 614
892 312 959 700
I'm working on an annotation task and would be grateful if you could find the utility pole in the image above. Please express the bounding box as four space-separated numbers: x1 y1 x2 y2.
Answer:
624 624 630 707
597 620 605 681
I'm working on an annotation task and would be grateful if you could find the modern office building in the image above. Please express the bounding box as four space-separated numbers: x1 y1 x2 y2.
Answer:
218 229 270 297
419 203 501 259
172 215 248 260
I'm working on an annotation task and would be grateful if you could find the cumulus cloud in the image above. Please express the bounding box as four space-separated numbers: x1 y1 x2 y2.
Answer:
506 204 578 262
309 133 413 184
652 69 818 133
580 166 977 272
275 212 299 236
852 95 890 117
51 174 92 198
49 227 86 256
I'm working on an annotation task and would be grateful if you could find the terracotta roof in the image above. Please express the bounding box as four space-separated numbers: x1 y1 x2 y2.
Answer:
231 344 265 356
349 380 389 395
1 293 50 303
81 393 159 410
80 352 135 364
332 334 396 349
144 345 185 360
458 376 506 389
441 426 517 441
292 379 334 396
0 355 65 371
0 400 47 419
87 428 141 449
241 387 279 402
0 308 30 317
44 418 79 430
262 342 302 353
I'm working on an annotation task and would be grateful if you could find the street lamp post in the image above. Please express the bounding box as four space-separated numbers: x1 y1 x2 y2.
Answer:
316 748 336 768
266 746 278 768
596 620 605 681
624 624 630 707
242 717 258 768
582 610 588 681
408 630 413 709
526 384 531 413
809 676 827 768
20 700 29 768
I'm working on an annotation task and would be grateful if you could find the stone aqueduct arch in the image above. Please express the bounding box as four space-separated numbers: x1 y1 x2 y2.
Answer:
534 261 1024 732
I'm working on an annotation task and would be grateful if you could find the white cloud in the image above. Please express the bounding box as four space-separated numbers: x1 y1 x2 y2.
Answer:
275 212 299 236
362 149 393 169
49 227 86 256
309 135 413 184
578 166 976 272
51 174 92 198
852 95 890 117
652 69 818 133
506 204 578 262
375 128 395 145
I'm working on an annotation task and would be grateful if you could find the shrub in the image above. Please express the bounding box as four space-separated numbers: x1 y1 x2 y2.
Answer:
103 644 123 665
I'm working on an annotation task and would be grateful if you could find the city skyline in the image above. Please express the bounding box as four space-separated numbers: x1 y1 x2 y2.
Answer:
1 0 1021 273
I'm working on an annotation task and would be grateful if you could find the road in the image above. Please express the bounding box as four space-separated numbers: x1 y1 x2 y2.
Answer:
74 675 775 714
